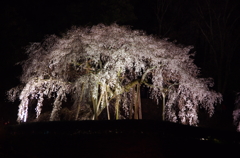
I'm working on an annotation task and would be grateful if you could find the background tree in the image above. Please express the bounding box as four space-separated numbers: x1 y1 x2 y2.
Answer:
153 0 183 38
8 24 222 125
195 0 240 96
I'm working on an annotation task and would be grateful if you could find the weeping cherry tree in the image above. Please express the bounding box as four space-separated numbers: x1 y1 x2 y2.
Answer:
8 24 222 125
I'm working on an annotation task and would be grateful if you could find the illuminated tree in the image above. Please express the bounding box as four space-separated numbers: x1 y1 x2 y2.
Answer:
8 24 222 125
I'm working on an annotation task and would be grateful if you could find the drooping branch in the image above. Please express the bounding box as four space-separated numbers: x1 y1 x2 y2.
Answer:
162 92 166 121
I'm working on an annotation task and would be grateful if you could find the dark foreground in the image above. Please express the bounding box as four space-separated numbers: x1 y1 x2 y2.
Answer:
1 120 240 158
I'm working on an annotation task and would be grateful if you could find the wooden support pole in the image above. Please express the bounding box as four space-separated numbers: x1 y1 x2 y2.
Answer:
105 86 110 120
134 85 138 119
115 95 120 120
75 83 85 120
138 84 142 119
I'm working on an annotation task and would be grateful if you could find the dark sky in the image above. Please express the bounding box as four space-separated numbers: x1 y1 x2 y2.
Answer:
1 0 240 126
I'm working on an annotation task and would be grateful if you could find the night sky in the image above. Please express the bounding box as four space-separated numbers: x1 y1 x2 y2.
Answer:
1 0 240 130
